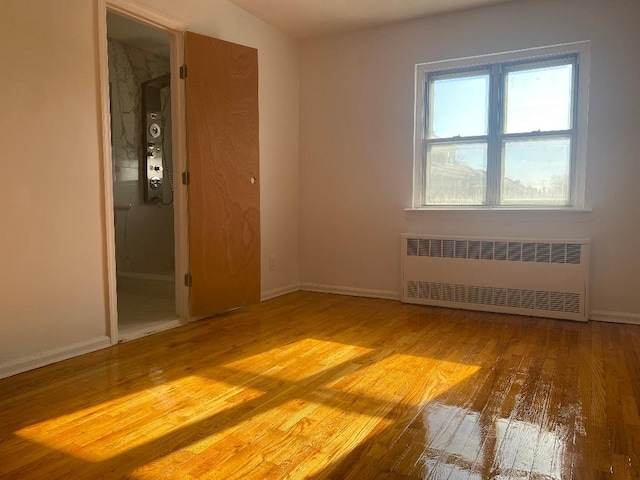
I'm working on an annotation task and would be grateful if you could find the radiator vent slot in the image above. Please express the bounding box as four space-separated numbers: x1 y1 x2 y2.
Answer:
402 235 589 322
406 238 583 265
406 281 582 315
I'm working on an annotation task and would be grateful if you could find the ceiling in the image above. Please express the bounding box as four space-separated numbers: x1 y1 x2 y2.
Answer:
106 0 514 54
227 0 514 38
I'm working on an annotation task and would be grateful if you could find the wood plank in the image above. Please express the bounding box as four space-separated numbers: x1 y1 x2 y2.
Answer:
0 292 639 479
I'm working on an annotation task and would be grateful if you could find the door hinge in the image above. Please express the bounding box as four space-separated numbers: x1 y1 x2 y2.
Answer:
182 171 190 185
184 273 192 287
180 64 187 79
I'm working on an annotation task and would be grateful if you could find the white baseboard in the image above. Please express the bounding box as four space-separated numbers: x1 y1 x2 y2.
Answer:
261 284 301 301
299 283 401 301
0 336 112 380
590 310 640 325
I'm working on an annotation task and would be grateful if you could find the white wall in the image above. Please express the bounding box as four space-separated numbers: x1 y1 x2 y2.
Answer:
299 0 640 320
0 0 299 375
0 1 109 371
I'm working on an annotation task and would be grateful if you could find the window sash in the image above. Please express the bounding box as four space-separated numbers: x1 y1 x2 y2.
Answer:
500 134 574 207
426 68 491 140
424 140 489 206
421 54 578 207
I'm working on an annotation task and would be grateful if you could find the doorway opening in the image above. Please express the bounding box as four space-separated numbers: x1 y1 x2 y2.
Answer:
106 11 183 341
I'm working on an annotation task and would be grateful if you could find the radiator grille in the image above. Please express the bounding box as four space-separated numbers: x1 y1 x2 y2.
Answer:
402 235 589 321
406 238 582 265
406 281 581 315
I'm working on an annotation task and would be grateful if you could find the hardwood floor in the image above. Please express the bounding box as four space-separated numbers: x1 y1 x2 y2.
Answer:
1 292 639 479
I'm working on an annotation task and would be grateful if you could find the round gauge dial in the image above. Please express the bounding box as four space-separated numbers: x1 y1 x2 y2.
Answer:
149 123 161 138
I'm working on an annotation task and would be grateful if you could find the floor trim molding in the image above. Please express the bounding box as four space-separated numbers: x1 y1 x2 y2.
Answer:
261 284 301 301
590 310 640 325
265 285 640 326
0 336 112 380
299 283 400 301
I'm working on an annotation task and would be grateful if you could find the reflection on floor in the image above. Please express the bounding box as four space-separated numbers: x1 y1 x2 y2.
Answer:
117 288 181 342
2 291 639 479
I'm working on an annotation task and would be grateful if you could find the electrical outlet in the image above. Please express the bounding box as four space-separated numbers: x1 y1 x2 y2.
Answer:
270 254 276 270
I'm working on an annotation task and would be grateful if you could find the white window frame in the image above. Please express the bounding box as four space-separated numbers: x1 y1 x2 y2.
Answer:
412 41 590 210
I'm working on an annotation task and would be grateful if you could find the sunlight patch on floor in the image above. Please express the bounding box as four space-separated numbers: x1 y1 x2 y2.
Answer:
14 374 243 462
14 338 480 478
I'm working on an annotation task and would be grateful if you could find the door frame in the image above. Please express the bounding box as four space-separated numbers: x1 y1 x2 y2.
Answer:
97 0 189 344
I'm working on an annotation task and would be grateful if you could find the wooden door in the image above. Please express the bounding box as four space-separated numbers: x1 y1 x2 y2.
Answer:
185 32 260 318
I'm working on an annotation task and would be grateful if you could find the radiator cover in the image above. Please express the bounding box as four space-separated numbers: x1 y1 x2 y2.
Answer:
401 234 589 322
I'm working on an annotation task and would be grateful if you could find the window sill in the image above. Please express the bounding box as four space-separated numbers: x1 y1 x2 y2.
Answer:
405 207 593 222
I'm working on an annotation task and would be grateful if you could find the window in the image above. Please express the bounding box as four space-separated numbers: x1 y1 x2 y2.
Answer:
413 43 589 209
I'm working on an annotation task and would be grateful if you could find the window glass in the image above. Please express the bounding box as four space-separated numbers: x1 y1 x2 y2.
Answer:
504 63 574 134
429 73 490 138
426 143 487 205
501 137 571 206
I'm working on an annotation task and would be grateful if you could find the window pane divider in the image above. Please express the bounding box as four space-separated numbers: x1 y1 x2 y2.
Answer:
427 135 489 144
501 129 575 140
486 64 502 206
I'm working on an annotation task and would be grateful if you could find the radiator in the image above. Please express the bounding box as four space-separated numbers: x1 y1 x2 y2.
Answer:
401 234 589 322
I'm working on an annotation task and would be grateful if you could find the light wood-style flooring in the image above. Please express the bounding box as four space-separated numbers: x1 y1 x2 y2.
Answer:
1 292 639 479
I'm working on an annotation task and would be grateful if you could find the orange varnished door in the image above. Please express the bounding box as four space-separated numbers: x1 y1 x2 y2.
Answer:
185 32 260 318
